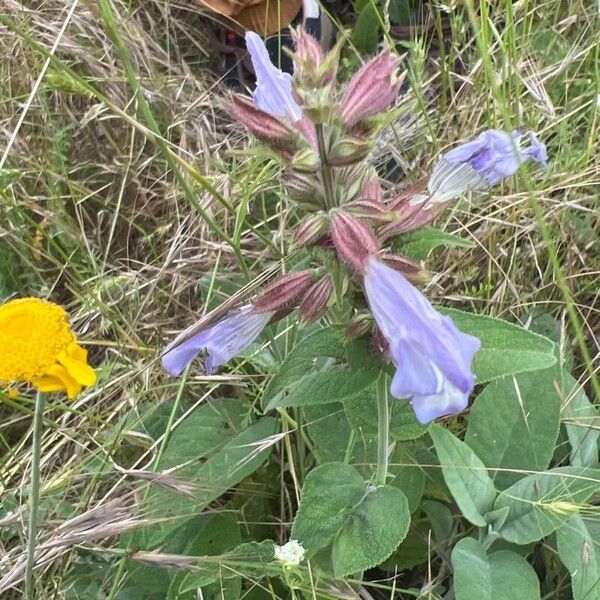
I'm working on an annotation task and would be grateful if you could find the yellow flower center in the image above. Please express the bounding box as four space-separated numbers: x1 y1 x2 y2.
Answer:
0 297 96 398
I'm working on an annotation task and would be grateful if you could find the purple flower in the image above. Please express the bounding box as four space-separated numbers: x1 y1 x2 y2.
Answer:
363 258 480 424
162 305 274 376
427 129 547 202
245 32 302 122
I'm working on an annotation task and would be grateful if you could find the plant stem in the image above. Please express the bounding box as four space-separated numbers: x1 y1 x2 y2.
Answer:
25 392 44 600
375 374 390 486
315 123 335 209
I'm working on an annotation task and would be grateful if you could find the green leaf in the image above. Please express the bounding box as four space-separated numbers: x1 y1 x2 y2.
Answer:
156 399 246 470
452 539 540 600
291 463 410 577
399 227 476 260
452 538 492 600
263 328 378 410
430 425 496 526
266 365 377 410
351 2 381 54
422 500 454 544
380 533 429 571
304 403 376 465
143 416 278 546
561 371 600 468
171 514 241 596
556 514 600 600
390 444 425 513
440 309 557 383
487 551 540 599
177 540 274 595
388 0 411 25
292 463 365 555
465 369 561 489
331 485 410 577
344 390 428 441
494 467 600 544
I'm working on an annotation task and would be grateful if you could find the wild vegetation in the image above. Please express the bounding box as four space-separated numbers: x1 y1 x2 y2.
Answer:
0 1 598 598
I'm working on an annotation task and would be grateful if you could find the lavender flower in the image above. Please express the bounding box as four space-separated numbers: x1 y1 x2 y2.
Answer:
162 305 273 376
427 129 547 203
245 32 302 122
363 258 480 424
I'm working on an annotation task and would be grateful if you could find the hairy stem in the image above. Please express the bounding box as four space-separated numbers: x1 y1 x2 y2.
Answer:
375 374 390 486
25 392 44 600
316 123 335 209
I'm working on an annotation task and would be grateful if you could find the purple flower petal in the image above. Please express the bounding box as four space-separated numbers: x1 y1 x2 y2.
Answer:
245 32 302 122
427 129 548 202
364 258 480 423
411 377 469 425
162 305 273 376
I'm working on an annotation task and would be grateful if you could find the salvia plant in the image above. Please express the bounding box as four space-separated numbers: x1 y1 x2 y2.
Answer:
117 29 597 600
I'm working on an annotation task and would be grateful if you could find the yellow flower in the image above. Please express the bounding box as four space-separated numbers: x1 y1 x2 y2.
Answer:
0 298 96 399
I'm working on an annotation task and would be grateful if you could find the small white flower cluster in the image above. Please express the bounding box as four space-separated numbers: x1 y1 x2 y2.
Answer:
274 540 305 568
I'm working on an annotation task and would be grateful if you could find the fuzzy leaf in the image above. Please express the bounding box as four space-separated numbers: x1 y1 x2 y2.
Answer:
561 371 600 468
440 309 557 383
466 369 561 489
292 463 410 577
263 328 378 410
430 425 496 526
399 227 476 260
453 539 540 600
494 467 600 544
556 514 600 600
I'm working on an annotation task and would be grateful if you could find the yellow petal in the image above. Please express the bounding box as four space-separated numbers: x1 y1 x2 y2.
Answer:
32 375 67 393
58 345 96 387
68 342 88 363
45 364 82 399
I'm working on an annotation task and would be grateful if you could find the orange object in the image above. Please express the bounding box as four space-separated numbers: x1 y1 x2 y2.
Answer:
196 0 303 36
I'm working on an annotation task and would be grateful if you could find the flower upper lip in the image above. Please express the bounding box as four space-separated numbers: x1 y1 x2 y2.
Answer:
245 31 303 122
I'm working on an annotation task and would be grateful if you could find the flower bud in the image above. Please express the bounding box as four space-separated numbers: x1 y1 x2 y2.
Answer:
294 115 318 149
293 212 329 247
283 171 320 208
388 179 429 210
299 276 334 323
253 271 314 314
345 316 372 341
290 147 320 173
381 253 425 283
361 174 383 203
291 27 339 88
340 50 404 128
346 199 390 223
328 137 373 166
330 211 379 272
291 28 324 75
379 202 444 239
230 96 297 155
372 326 390 358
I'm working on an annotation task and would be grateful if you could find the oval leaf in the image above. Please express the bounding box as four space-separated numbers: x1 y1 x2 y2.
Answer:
440 308 557 383
430 425 496 526
465 369 561 489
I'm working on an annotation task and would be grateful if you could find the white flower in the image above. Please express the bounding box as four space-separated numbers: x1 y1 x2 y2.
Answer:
274 540 305 568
